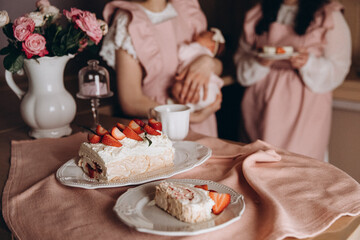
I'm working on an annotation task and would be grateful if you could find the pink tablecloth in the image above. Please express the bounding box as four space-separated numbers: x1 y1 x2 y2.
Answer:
3 132 360 240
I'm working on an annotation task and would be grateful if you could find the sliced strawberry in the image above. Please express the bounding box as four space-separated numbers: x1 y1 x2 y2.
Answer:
209 192 231 215
148 118 162 131
194 184 209 191
88 133 101 143
123 126 143 141
96 125 108 136
128 120 144 134
101 134 123 147
111 126 126 140
116 122 126 131
133 118 145 127
276 47 286 54
144 124 161 136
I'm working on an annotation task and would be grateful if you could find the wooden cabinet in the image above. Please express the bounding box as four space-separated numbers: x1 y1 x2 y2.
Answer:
330 0 360 183
339 0 360 79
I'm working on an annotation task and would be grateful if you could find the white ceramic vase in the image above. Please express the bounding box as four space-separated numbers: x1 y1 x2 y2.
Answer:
5 55 77 138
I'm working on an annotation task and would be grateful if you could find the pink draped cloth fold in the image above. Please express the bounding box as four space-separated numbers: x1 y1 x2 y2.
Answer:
3 133 360 240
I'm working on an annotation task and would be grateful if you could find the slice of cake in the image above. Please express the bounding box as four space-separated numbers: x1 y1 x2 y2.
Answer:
154 181 215 223
261 46 294 55
78 119 175 182
261 46 276 54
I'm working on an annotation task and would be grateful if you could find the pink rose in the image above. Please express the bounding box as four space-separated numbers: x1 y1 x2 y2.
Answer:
22 33 48 58
36 0 50 8
75 11 102 45
13 16 35 28
63 8 84 21
13 17 35 41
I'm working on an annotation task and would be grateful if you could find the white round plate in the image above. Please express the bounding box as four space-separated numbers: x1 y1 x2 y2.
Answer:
56 141 211 189
114 179 245 236
257 52 296 60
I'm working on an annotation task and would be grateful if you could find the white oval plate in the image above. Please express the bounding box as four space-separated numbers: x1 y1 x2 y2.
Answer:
56 141 211 189
114 179 245 236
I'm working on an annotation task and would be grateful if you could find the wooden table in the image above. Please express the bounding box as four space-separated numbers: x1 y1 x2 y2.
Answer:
1 113 360 240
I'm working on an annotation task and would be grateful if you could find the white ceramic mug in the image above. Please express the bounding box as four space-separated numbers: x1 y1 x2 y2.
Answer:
150 104 190 141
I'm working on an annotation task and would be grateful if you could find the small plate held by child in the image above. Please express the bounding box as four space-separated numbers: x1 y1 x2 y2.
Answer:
257 46 297 60
257 52 296 60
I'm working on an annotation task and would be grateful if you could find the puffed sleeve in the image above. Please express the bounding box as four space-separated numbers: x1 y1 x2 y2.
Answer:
99 10 138 69
172 0 207 37
234 35 271 86
299 11 351 93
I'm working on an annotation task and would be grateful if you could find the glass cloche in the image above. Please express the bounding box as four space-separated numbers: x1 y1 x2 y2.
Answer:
76 60 113 128
77 60 113 99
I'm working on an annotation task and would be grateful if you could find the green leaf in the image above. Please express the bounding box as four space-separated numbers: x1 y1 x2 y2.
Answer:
33 27 42 34
0 45 12 55
3 23 15 40
3 52 24 73
44 24 64 56
144 133 152 147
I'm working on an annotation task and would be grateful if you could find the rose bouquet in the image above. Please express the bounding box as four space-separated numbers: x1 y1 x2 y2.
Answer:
0 0 108 73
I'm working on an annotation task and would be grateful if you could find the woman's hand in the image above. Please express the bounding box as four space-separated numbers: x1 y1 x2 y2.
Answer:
190 93 222 123
176 55 216 104
170 79 186 103
289 49 309 69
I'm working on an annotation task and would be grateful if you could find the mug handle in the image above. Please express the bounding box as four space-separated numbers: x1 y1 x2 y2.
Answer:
5 70 25 100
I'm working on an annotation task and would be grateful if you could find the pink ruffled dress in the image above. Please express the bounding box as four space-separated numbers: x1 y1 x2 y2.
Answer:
103 0 218 137
236 2 350 160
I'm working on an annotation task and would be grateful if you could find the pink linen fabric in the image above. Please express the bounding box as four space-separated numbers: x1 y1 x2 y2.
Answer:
103 0 218 137
241 2 344 160
3 132 360 240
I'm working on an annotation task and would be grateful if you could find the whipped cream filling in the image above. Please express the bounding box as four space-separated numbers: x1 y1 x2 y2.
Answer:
155 182 215 223
160 182 211 205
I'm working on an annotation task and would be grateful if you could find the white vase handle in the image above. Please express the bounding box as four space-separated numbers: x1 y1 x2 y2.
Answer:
5 70 25 100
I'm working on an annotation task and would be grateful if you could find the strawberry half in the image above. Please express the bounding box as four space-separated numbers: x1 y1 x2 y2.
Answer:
276 47 286 54
148 118 162 131
209 192 231 215
194 184 209 191
101 134 122 147
88 133 101 143
111 126 126 140
96 125 108 136
116 122 126 131
133 118 145 128
128 120 144 134
144 124 161 135
123 126 143 141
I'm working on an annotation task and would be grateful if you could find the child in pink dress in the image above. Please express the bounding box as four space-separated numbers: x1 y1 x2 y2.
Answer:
100 0 223 137
169 28 225 112
234 0 351 160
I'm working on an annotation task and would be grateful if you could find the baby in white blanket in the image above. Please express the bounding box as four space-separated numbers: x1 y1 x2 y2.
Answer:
169 28 225 112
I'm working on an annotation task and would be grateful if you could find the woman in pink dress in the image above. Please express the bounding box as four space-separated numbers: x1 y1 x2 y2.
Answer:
234 0 351 160
100 0 222 137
